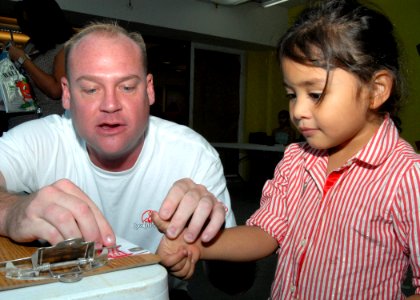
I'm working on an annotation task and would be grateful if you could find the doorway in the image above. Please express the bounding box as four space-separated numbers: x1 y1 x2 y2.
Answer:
190 44 245 176
190 44 244 143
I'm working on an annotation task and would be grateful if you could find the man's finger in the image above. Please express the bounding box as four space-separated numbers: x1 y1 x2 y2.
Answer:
197 201 226 243
158 178 195 220
53 179 115 247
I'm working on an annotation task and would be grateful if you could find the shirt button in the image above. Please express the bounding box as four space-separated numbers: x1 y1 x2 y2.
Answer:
300 239 306 247
290 285 296 294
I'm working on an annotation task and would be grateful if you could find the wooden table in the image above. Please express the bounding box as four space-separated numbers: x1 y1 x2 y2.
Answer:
0 236 168 300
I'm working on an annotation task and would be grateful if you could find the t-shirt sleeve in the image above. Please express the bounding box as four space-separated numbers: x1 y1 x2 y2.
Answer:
189 142 236 228
0 122 40 193
0 116 65 193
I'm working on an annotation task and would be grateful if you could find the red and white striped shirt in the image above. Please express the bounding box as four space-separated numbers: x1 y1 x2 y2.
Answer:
247 116 420 299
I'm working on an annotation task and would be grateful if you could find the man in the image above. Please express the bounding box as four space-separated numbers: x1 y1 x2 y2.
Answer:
0 22 235 297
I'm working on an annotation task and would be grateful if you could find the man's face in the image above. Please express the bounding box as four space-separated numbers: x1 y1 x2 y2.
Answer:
61 32 155 171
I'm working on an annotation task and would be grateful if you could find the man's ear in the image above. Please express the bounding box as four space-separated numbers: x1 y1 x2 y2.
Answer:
146 73 155 106
370 70 393 109
61 77 71 110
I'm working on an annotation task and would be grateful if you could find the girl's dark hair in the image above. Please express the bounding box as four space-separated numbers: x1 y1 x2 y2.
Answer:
277 0 403 130
15 0 75 54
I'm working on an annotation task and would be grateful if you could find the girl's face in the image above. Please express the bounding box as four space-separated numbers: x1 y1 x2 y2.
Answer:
281 57 383 157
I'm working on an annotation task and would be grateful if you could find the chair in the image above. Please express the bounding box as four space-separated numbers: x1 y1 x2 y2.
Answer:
248 132 281 191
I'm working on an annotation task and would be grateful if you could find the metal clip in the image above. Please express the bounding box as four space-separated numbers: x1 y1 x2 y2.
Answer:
1 238 108 283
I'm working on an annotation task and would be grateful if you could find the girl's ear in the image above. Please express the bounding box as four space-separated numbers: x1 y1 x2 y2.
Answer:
369 70 393 109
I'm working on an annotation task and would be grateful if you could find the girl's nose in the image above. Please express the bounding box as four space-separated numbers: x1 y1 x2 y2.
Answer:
290 96 310 123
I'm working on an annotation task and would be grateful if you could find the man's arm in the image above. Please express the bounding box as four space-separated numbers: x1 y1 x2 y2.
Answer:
0 172 115 246
157 178 261 294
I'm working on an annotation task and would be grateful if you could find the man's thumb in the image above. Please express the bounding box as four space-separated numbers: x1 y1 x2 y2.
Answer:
151 211 169 233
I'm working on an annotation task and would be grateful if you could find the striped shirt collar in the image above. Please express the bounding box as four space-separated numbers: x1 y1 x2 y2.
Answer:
301 114 398 172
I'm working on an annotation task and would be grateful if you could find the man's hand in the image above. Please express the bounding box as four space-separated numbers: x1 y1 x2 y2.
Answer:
157 178 226 243
152 211 200 279
0 178 115 247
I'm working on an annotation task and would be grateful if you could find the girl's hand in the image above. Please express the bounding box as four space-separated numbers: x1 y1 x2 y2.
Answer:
152 211 201 279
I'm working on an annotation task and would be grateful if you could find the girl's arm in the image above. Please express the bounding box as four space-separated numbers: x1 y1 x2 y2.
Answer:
153 212 278 279
200 225 278 261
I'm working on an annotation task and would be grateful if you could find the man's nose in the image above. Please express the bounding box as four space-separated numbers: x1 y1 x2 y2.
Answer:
100 90 122 112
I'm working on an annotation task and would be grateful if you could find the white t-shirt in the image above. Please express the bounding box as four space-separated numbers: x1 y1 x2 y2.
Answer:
0 114 236 289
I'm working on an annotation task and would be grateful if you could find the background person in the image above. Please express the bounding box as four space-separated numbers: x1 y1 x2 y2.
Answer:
271 109 296 145
6 0 75 128
153 0 420 299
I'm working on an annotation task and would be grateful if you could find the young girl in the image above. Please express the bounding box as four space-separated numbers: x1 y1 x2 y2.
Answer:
153 0 420 298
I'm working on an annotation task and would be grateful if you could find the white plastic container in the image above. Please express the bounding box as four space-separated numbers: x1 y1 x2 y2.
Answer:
0 264 169 300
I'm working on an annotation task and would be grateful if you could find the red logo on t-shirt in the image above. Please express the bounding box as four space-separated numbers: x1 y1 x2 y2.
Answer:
141 210 153 223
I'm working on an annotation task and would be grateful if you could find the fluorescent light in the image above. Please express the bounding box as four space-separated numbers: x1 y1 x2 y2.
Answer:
209 0 249 5
262 0 289 8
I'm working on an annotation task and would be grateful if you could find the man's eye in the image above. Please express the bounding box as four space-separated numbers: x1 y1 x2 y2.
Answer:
121 85 136 92
83 88 97 95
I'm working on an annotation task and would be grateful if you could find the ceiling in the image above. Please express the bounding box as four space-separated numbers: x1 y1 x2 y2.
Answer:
1 0 308 51
199 0 307 8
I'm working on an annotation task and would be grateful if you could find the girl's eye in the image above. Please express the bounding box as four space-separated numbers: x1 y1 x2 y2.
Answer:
309 93 322 101
285 93 296 101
